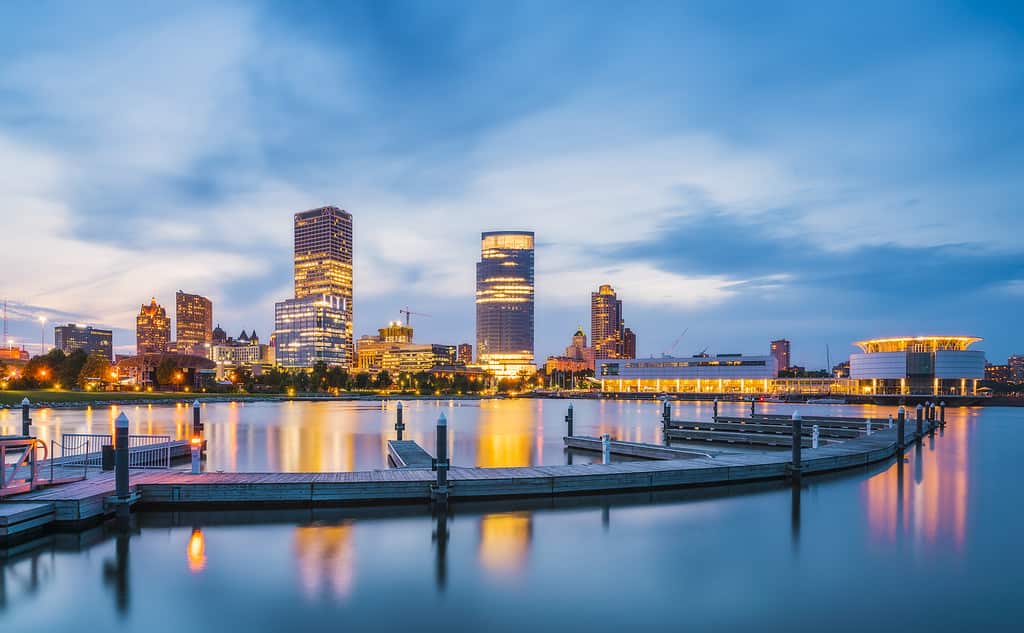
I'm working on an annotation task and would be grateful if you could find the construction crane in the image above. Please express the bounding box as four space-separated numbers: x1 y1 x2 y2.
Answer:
665 328 688 357
399 306 431 327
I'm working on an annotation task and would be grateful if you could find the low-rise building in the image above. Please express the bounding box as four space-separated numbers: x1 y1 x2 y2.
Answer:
55 324 114 359
850 336 985 396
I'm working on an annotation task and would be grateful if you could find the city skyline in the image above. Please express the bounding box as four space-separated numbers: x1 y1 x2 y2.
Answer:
1 2 1022 366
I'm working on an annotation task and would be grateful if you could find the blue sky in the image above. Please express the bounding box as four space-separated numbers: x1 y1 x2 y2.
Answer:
0 1 1021 367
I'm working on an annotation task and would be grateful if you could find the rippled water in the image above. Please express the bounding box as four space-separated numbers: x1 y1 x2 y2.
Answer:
0 400 1019 631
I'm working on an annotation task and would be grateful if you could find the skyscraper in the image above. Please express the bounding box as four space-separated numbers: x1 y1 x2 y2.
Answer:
770 339 791 374
136 298 171 355
274 295 348 368
175 290 213 356
591 284 623 359
475 230 535 378
54 324 113 359
622 327 637 359
294 206 354 364
458 343 473 365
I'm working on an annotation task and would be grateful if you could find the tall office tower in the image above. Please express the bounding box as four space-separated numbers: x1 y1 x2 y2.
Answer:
136 298 171 355
54 324 113 359
294 206 354 364
591 284 624 359
457 343 473 365
274 295 348 368
175 290 213 356
475 231 535 378
622 327 637 359
770 339 791 374
1009 355 1024 382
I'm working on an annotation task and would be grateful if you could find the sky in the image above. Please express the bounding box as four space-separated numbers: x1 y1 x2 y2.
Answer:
0 0 1022 367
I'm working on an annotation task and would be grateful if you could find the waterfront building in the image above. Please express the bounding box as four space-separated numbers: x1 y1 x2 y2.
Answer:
274 295 348 368
210 329 271 376
597 354 786 393
475 231 535 378
850 336 986 396
1009 354 1024 382
591 284 623 359
175 290 213 356
985 363 1011 383
458 343 473 364
380 344 457 374
770 339 791 374
117 351 215 388
136 297 171 355
294 206 354 364
54 324 113 359
545 356 592 374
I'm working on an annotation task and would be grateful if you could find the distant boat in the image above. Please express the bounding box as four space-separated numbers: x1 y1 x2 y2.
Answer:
807 398 846 405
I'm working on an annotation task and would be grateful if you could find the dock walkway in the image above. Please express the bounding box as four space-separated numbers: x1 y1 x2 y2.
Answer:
387 440 434 468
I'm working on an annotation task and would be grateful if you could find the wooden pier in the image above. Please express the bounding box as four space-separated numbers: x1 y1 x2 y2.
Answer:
564 436 716 459
670 419 861 440
387 440 434 468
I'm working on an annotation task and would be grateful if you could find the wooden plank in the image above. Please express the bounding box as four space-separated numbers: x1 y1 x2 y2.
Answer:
386 440 434 469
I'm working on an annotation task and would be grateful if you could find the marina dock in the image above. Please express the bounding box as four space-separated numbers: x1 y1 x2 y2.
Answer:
387 440 435 468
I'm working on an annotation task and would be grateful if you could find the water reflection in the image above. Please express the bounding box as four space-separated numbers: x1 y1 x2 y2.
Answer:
102 524 133 616
433 504 449 591
293 522 355 600
476 403 533 467
187 528 206 573
478 512 532 576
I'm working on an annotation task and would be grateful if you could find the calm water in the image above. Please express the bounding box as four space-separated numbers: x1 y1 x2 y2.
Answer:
1 400 1020 631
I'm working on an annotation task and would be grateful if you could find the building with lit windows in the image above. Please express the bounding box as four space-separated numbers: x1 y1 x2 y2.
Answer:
355 322 458 373
273 295 348 368
458 343 473 364
475 231 535 378
622 327 636 359
770 339 790 374
294 206 354 364
1009 354 1024 382
597 354 787 393
591 284 623 359
850 336 986 395
175 290 213 356
136 298 171 355
54 324 113 359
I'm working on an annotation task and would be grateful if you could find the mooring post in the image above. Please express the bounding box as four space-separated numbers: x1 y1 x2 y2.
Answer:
115 412 130 501
790 411 802 479
432 412 449 501
888 414 894 430
750 399 756 417
866 418 872 436
192 399 202 436
601 433 611 465
21 397 31 437
915 404 923 440
190 436 201 475
661 397 670 434
939 401 946 428
395 401 405 441
713 398 719 422
897 406 906 453
565 402 574 437
811 424 819 449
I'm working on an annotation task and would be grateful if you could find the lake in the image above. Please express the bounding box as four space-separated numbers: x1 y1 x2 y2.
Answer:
0 399 1018 631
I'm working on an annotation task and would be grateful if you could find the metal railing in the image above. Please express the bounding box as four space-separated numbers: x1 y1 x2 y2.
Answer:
0 437 39 496
59 433 172 470
128 434 171 469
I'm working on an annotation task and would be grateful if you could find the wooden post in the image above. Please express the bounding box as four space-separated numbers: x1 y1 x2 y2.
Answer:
897 406 906 453
915 404 923 440
21 397 31 437
790 411 802 479
565 402 574 437
115 412 130 500
395 401 405 441
939 401 946 427
601 433 610 465
432 412 449 501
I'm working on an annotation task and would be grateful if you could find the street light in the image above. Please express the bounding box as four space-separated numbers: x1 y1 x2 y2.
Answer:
38 316 47 356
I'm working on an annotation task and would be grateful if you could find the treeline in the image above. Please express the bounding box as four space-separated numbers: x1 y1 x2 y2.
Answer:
2 349 112 390
228 362 497 395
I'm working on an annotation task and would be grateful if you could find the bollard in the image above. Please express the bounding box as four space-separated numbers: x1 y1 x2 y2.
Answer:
790 411 802 478
811 424 819 449
939 401 946 427
866 418 872 436
601 433 611 465
115 412 130 500
750 399 756 417
432 412 449 499
888 414 894 430
915 404 923 439
565 402 574 437
713 398 719 422
190 436 201 474
395 401 405 441
897 406 906 453
661 397 670 434
21 397 32 436
192 399 202 436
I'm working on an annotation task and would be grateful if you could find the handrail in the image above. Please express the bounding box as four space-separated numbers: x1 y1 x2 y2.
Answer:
49 436 93 483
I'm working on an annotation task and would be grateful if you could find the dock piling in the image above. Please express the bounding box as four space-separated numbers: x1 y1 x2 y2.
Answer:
565 402 574 437
395 401 405 441
811 424 819 449
431 412 449 501
897 406 906 453
713 398 719 422
790 411 802 479
601 433 611 465
192 399 202 436
866 418 872 436
661 397 670 435
888 414 893 430
115 412 130 501
915 404 923 440
939 402 946 428
750 399 755 417
20 397 31 437
190 436 201 474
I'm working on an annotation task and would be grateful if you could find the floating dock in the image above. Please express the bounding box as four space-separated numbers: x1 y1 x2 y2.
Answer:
387 440 434 468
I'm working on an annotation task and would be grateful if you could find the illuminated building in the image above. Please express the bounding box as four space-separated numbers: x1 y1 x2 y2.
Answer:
597 354 784 393
850 336 986 395
591 284 623 359
378 321 413 343
54 324 113 359
565 327 594 365
458 343 473 365
175 290 213 356
210 330 271 376
356 322 456 373
0 345 29 362
475 231 535 378
1009 355 1024 382
136 297 171 355
212 324 227 345
274 294 348 368
622 327 636 359
985 363 1010 383
770 339 791 374
294 206 354 365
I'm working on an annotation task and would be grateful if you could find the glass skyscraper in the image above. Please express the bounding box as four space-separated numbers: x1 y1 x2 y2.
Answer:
273 294 348 368
176 290 213 356
591 284 623 359
294 206 353 364
475 231 535 378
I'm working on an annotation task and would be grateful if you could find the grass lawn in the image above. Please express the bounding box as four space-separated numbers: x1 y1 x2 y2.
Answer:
0 389 262 406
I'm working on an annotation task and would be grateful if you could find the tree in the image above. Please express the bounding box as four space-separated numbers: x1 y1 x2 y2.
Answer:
77 352 112 388
62 349 89 388
374 370 393 390
155 358 177 388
